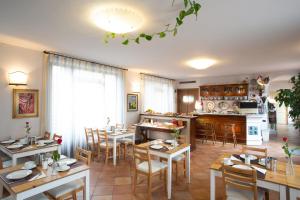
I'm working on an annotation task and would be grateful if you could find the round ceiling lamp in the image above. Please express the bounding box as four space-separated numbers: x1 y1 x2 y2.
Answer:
91 5 144 34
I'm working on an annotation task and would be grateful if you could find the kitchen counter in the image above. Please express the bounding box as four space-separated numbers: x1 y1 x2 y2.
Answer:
140 113 198 119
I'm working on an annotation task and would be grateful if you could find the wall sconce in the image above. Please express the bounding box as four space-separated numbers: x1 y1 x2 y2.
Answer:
8 71 28 86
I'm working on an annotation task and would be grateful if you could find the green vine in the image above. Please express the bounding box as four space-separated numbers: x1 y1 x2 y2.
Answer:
104 0 201 45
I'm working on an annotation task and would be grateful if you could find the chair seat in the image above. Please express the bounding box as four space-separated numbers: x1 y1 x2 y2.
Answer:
137 160 167 173
120 138 133 144
226 186 265 200
2 193 49 200
47 179 84 198
172 154 185 161
99 142 120 148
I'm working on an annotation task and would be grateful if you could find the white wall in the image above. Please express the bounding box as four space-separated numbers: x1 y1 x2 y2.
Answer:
0 43 43 140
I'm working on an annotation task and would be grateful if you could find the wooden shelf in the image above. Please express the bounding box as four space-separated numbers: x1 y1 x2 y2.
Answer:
200 83 248 97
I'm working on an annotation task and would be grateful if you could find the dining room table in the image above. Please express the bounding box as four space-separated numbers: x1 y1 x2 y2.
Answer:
0 138 61 166
107 130 135 166
136 140 191 200
210 153 300 200
0 159 90 200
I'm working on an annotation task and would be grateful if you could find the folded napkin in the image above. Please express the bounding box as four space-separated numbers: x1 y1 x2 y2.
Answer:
230 156 241 162
252 166 267 174
29 171 46 182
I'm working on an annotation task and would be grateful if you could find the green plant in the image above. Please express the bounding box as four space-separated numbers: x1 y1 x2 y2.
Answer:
52 150 61 162
282 137 300 158
171 129 181 140
275 73 300 129
104 0 201 45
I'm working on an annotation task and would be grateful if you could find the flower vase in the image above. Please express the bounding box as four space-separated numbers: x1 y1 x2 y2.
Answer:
286 157 294 176
51 162 58 175
173 138 179 147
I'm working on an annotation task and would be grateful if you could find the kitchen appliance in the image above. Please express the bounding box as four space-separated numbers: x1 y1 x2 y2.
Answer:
239 102 258 114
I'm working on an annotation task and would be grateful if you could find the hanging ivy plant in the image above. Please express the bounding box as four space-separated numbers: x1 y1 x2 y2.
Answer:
104 0 202 45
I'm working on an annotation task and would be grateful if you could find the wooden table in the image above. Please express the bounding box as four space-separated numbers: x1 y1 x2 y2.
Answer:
0 164 90 200
210 153 300 200
107 132 135 166
0 143 61 166
137 141 191 199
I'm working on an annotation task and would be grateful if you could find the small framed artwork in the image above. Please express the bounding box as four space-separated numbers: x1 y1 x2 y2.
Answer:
13 89 39 118
127 93 138 112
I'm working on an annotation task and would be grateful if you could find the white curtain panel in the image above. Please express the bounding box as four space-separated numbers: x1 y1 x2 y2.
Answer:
141 74 175 113
45 54 125 156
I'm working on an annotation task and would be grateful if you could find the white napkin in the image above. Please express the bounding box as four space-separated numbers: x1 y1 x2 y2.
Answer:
230 156 242 162
29 171 46 182
252 166 267 174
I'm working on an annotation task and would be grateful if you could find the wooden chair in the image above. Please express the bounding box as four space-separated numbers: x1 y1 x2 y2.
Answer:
44 131 51 140
46 148 92 200
242 146 267 158
133 145 167 199
222 164 265 200
223 123 237 147
84 128 97 160
53 133 62 141
197 122 217 144
120 124 136 159
96 129 121 164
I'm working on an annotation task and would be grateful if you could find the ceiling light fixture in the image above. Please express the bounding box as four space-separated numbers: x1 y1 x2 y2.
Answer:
186 58 217 70
91 5 144 34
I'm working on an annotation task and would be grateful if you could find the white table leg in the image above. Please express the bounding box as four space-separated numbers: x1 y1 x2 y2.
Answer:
186 148 190 183
12 156 17 166
83 170 90 200
290 188 300 200
167 157 172 199
279 185 287 200
113 138 117 166
210 169 216 200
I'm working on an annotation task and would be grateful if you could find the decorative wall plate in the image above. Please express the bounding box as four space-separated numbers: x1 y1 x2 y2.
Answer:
206 101 215 111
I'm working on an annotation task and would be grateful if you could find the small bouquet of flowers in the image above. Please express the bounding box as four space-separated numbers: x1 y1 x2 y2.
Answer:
25 122 31 135
282 136 300 175
51 138 62 174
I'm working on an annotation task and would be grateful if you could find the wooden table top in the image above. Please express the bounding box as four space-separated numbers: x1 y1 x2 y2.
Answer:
210 153 300 188
137 141 190 155
0 143 60 154
0 164 89 194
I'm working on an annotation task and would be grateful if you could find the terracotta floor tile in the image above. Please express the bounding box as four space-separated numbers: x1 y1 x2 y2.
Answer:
113 185 132 195
94 186 113 196
114 177 132 185
92 195 113 200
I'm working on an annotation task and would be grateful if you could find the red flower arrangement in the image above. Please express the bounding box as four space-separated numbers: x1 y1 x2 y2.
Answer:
57 138 62 145
282 137 299 158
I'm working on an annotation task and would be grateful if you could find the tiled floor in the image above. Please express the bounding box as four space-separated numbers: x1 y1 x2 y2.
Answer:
84 125 299 200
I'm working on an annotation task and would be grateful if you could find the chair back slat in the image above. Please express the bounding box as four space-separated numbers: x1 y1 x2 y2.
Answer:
96 129 109 146
133 145 151 173
222 165 258 200
75 148 92 166
242 146 267 158
224 124 235 134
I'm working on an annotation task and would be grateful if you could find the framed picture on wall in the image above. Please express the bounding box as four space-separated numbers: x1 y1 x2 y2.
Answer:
13 89 39 118
127 93 138 112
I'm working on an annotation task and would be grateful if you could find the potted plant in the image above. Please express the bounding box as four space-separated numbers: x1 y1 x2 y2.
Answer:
275 73 300 130
171 129 181 147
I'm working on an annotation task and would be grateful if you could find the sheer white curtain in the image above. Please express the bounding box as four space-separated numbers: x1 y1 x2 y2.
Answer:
141 74 175 113
45 54 125 156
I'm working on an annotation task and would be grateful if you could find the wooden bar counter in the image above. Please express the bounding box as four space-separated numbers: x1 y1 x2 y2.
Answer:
194 113 247 144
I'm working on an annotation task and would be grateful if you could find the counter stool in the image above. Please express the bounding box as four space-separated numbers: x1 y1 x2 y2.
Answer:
223 123 237 147
198 122 216 144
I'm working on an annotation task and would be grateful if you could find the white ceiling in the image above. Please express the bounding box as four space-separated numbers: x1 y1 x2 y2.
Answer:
0 0 300 79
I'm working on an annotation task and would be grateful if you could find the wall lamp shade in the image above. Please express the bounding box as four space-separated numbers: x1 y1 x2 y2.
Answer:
8 71 28 85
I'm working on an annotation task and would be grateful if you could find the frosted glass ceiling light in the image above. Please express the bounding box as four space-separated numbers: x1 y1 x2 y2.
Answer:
186 58 217 70
91 5 144 34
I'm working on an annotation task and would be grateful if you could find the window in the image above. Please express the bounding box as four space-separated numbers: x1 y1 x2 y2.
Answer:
141 74 175 113
45 54 125 156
